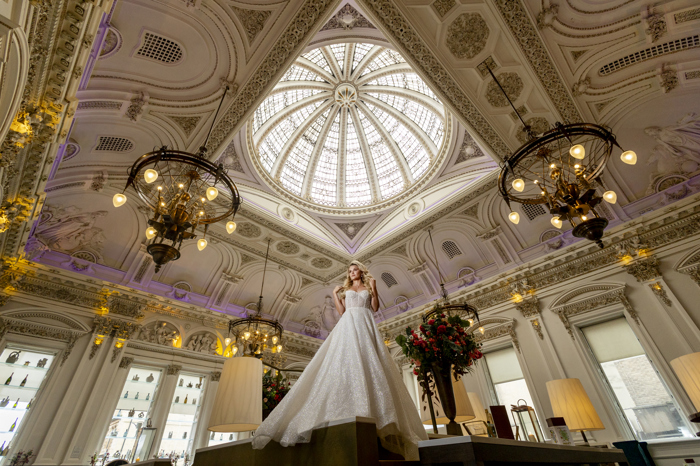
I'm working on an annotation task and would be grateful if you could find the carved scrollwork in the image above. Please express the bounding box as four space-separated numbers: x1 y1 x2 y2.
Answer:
624 256 661 282
210 371 221 382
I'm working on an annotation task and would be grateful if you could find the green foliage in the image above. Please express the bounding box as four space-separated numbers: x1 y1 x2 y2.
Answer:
262 370 291 411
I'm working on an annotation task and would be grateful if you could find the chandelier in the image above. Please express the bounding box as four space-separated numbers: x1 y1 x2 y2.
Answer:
112 87 241 271
488 66 637 248
225 240 284 358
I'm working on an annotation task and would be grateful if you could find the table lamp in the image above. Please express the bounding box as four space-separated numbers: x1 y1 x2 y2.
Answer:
208 356 262 432
421 375 475 434
671 352 700 424
546 378 604 444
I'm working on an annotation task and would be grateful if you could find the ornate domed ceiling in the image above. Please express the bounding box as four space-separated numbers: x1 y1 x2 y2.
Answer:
248 42 452 214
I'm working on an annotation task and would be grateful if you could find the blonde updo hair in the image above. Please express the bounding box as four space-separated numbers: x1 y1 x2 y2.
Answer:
338 261 374 299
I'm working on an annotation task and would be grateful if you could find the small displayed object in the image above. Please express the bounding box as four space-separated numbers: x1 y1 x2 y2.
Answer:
128 408 136 417
187 382 193 388
179 379 184 387
229 434 233 440
6 351 21 364
117 409 122 417
489 405 515 439
37 358 48 368
510 399 544 442
135 392 139 400
546 417 572 445
19 375 28 387
183 395 188 404
23 362 29 366
146 373 154 383
12 398 19 409
123 428 128 437
0 397 10 407
111 428 117 436
145 393 150 401
147 418 152 428
168 431 173 439
26 398 33 410
182 432 187 439
138 412 144 418
5 372 13 385
123 391 129 399
175 396 180 403
9 418 17 432
132 374 140 381
192 398 196 405
219 434 223 440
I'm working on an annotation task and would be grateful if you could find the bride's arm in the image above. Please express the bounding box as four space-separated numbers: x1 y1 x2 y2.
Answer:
332 286 345 316
369 278 379 313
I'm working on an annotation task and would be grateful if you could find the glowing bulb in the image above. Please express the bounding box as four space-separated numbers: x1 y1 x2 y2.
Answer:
224 337 231 346
197 238 208 251
145 227 157 239
272 336 278 344
157 186 163 191
201 198 206 203
144 169 158 183
508 211 520 225
206 186 219 201
550 163 556 168
468 319 474 326
199 211 204 216
551 216 562 229
574 164 580 169
479 327 485 335
603 190 617 204
569 144 585 159
581 215 588 221
178 183 184 188
226 221 237 234
244 332 250 340
160 202 165 206
621 150 637 165
277 345 283 352
512 178 525 192
231 346 238 355
113 193 127 207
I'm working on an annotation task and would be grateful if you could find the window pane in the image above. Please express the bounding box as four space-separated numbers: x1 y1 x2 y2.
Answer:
158 373 207 464
485 347 523 384
583 318 693 440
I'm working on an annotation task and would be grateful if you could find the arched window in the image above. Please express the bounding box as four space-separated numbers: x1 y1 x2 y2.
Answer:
442 240 462 259
381 272 398 288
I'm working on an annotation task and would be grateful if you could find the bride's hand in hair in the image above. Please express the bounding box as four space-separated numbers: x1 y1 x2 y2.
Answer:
333 285 342 295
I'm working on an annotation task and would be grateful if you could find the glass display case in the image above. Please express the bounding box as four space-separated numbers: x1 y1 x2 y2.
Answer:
157 373 206 465
0 346 55 458
99 367 162 462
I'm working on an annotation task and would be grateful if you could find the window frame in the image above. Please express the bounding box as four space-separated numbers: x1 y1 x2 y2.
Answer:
569 306 695 442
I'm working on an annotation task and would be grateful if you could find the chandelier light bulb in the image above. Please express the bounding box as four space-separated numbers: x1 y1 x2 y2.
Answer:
479 327 485 335
113 193 127 208
621 150 637 165
277 345 283 353
178 183 184 189
144 169 158 183
551 216 563 229
581 215 588 221
157 186 163 191
206 186 219 201
197 238 208 251
512 178 525 192
272 335 278 344
226 221 237 234
508 211 520 225
468 319 474 327
145 227 157 239
603 190 618 204
231 346 238 355
244 332 250 340
569 144 585 159
224 337 231 346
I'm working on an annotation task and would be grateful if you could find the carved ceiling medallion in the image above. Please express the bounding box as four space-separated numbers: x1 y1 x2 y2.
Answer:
446 13 489 60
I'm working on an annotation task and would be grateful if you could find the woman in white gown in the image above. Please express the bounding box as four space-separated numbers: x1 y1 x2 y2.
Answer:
252 261 428 460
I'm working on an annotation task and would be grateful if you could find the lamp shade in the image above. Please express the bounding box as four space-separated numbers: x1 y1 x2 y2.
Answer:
671 352 700 412
421 375 475 424
208 356 262 432
467 392 487 422
546 378 604 432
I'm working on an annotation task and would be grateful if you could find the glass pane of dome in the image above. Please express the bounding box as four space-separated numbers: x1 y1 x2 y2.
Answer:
249 42 448 212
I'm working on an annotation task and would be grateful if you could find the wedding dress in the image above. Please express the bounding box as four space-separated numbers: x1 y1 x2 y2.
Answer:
252 289 428 460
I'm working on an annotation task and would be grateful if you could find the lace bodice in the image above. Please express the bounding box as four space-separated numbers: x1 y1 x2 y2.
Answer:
345 289 371 309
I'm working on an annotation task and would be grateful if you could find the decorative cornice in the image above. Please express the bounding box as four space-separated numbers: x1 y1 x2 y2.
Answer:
0 316 84 365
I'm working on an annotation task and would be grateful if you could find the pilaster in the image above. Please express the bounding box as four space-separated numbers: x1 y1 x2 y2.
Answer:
148 364 181 457
191 371 220 452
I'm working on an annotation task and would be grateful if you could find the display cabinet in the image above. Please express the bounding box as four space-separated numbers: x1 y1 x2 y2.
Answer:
99 367 162 462
0 346 55 458
157 373 206 465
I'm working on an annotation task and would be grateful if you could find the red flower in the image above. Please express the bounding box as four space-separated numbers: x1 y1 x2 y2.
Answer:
413 369 419 375
428 319 435 325
437 325 446 334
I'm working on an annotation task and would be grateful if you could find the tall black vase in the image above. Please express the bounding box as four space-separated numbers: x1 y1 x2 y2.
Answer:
431 364 462 436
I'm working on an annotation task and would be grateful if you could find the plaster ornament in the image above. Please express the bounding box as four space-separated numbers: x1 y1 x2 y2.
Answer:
230 7 271 42
137 321 179 346
445 13 489 59
486 73 524 108
645 113 700 191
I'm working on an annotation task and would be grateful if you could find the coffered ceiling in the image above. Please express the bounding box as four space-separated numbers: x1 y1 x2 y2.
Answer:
4 0 700 338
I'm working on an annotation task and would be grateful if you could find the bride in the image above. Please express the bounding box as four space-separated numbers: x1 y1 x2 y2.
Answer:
251 261 428 460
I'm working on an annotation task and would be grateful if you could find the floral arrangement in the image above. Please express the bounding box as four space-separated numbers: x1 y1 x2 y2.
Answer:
396 311 483 390
9 450 33 466
262 370 291 411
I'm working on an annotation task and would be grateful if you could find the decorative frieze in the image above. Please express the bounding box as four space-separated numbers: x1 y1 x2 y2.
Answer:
624 256 661 282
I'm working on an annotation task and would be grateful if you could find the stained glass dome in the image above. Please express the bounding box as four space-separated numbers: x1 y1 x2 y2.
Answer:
248 43 451 213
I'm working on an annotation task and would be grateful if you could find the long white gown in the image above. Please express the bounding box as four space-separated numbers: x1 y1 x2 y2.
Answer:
251 289 428 460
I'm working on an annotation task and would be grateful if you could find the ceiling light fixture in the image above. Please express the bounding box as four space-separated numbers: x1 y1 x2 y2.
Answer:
226 239 284 358
487 65 636 248
113 87 241 271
